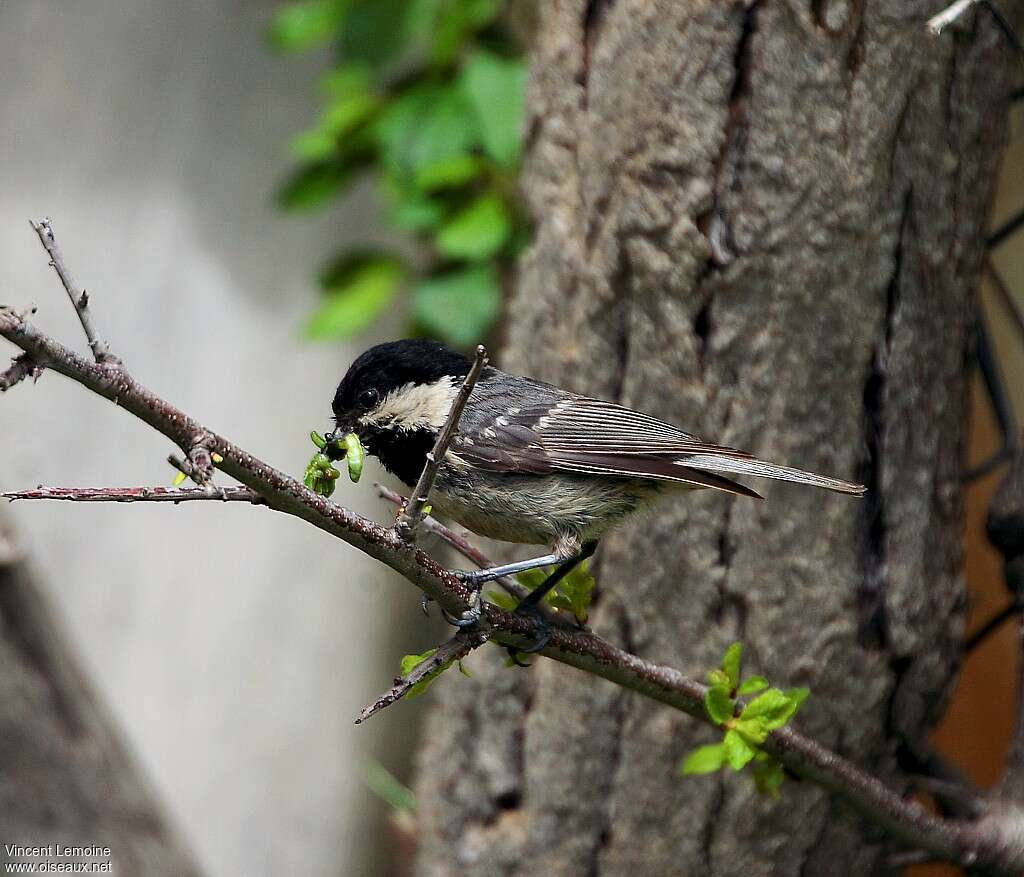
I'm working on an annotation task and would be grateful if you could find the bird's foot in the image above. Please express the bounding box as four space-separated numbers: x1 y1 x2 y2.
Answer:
505 601 551 667
439 585 483 629
451 568 486 587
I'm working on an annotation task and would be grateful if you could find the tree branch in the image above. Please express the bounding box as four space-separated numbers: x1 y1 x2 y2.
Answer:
394 344 488 541
3 244 1024 871
2 486 265 504
355 627 492 724
30 218 114 363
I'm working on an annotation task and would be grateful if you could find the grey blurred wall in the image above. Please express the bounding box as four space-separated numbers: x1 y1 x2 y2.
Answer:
0 2 423 875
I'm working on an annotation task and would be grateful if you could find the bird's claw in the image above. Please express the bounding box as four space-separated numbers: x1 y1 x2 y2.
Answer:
504 602 551 667
439 586 482 629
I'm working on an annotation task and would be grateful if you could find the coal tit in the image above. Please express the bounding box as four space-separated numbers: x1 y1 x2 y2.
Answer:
329 339 865 625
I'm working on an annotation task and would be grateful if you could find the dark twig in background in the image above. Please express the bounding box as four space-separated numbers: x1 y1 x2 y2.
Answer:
966 598 1024 652
394 344 488 541
355 627 492 724
3 222 1024 873
1 486 265 504
30 218 114 363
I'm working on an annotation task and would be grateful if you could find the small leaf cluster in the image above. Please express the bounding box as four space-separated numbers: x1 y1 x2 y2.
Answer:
399 647 470 698
680 643 809 798
484 560 595 625
269 0 528 348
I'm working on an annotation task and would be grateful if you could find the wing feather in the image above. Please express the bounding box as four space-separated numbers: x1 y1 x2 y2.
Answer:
453 394 864 496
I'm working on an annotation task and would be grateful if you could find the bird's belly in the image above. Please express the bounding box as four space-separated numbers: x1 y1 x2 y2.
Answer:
431 468 661 548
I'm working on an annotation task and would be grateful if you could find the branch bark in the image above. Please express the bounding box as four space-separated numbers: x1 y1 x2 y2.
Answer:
2 486 264 504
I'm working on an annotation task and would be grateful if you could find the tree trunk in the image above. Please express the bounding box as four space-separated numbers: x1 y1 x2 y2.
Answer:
0 516 200 875
413 2 1019 874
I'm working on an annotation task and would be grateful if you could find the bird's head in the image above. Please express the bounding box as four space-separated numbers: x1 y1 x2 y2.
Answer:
329 339 471 484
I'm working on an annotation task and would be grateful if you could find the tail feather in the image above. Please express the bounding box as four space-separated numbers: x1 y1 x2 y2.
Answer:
678 454 866 496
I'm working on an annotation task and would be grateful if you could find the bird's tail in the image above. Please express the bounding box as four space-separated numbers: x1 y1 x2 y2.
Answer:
678 454 866 495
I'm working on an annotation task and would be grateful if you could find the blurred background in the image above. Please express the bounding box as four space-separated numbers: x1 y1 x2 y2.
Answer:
0 1 1020 875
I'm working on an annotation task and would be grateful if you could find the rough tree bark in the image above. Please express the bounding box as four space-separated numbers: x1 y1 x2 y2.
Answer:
0 515 200 875
413 2 1020 874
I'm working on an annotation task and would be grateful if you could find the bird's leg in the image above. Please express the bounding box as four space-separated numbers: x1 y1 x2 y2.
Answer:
451 553 564 586
507 541 598 663
443 553 563 629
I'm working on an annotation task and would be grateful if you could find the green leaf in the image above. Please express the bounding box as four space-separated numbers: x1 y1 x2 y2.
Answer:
289 128 340 162
375 84 481 182
411 264 502 346
431 0 502 65
516 567 549 591
363 760 416 813
740 687 808 731
740 689 789 721
276 161 354 211
734 717 769 746
322 92 378 137
484 590 517 611
722 642 742 690
435 193 511 260
723 729 756 771
337 0 430 68
553 560 595 623
706 669 729 688
752 759 785 798
680 743 726 775
306 258 404 340
268 0 348 53
414 154 485 191
737 675 769 696
320 64 373 99
457 660 471 677
400 648 436 682
704 685 733 726
460 50 526 166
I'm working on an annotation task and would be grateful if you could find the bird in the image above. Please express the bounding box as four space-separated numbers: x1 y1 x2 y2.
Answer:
329 338 865 647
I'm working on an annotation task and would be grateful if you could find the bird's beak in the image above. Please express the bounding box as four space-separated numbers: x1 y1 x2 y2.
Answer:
324 425 347 460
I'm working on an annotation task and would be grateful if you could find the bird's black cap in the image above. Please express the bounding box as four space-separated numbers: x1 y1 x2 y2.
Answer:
332 338 471 427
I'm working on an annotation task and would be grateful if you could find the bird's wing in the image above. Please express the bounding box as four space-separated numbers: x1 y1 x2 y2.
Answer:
451 396 864 498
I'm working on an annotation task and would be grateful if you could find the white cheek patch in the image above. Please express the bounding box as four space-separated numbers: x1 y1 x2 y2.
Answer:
359 377 458 432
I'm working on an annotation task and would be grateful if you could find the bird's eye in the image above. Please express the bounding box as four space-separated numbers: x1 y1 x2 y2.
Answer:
357 388 380 410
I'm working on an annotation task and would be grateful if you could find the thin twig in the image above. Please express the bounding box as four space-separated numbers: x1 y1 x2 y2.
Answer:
2 486 264 504
29 218 114 363
989 208 1024 249
355 627 492 724
395 344 488 541
926 0 981 34
966 598 1024 652
0 352 42 391
377 483 531 604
